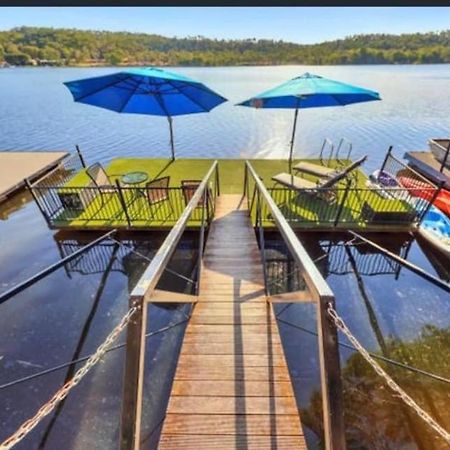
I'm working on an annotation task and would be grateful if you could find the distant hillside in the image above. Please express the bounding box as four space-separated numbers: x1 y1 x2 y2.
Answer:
1 26 450 66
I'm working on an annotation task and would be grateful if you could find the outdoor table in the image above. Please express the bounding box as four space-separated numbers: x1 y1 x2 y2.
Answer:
121 171 149 200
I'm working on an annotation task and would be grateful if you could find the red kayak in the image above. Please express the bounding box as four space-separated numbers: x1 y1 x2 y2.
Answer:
397 174 450 217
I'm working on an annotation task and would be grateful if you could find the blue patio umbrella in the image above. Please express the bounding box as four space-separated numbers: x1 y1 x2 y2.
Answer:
238 72 380 170
64 67 227 160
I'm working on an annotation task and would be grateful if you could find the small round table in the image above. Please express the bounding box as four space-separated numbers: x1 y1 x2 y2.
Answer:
121 171 149 185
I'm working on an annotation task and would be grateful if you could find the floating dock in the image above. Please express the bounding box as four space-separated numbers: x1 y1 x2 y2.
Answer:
29 153 431 232
0 151 68 202
404 151 450 189
159 194 306 449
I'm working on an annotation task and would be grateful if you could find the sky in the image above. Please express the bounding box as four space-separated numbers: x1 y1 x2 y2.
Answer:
1 7 450 44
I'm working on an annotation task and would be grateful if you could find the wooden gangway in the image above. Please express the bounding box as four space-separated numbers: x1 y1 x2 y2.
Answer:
159 194 306 449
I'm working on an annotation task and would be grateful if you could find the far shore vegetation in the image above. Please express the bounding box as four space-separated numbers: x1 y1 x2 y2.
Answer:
1 26 450 67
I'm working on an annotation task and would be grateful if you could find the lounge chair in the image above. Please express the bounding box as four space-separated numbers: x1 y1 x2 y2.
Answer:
273 155 367 193
146 176 174 218
293 139 355 179
292 138 336 178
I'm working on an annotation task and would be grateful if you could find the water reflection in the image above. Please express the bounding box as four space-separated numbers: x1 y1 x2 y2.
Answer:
0 231 199 449
0 189 30 221
265 232 450 450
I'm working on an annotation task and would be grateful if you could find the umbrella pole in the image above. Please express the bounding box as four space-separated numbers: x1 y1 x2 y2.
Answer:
168 116 175 160
289 108 299 173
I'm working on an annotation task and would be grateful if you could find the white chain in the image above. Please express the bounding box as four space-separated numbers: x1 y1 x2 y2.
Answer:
0 305 139 450
327 303 450 445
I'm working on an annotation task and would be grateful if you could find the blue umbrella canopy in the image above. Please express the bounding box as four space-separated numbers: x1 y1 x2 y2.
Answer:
64 67 227 159
238 73 380 169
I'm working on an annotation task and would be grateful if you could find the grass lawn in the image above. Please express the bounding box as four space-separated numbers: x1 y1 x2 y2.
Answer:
53 158 416 230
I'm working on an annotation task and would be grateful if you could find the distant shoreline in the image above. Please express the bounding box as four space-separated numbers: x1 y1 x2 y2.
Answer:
2 27 450 67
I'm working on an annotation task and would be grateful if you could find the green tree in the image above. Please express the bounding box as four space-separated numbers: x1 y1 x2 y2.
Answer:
4 52 30 65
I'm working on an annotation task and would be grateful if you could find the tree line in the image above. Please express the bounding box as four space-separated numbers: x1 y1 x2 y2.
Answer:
1 26 450 67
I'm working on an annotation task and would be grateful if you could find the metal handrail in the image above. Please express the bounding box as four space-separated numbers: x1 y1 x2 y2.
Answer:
244 161 346 450
119 160 218 450
0 229 116 305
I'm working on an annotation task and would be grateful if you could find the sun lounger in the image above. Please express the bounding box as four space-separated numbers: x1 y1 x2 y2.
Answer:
292 161 337 178
273 155 367 191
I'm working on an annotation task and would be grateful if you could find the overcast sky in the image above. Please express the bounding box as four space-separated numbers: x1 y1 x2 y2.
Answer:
1 7 450 44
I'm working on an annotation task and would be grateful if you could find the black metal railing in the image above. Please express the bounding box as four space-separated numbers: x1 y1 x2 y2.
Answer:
245 175 436 231
28 160 220 229
265 184 433 227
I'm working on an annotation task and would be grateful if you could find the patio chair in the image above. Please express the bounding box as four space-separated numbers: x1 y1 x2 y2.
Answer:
181 180 212 216
146 176 174 219
272 155 367 200
86 163 116 194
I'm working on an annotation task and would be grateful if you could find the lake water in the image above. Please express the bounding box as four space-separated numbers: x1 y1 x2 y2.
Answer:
1 65 450 173
1 65 450 449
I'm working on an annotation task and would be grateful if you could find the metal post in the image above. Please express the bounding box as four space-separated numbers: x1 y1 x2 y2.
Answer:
243 163 248 198
24 178 51 227
196 193 207 296
418 180 444 224
256 190 269 296
115 180 131 227
289 108 299 174
379 145 393 176
439 141 450 173
333 180 351 227
120 295 147 450
167 116 175 160
215 163 220 196
317 294 347 450
75 145 87 168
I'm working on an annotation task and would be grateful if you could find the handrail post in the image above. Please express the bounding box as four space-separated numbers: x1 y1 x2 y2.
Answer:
115 180 131 227
317 294 346 450
196 192 207 296
119 294 147 450
215 163 220 196
25 177 52 227
75 145 87 168
243 163 248 201
333 180 351 227
256 189 269 296
439 141 450 173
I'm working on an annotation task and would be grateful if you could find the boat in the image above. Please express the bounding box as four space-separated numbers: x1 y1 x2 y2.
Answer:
415 202 450 259
369 169 399 187
429 138 450 168
404 151 450 189
396 171 450 217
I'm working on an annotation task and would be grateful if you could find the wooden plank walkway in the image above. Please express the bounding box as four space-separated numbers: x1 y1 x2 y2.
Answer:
159 194 306 450
0 151 68 201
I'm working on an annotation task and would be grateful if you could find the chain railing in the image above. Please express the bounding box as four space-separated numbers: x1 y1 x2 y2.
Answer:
0 304 139 450
327 303 450 445
1 163 219 449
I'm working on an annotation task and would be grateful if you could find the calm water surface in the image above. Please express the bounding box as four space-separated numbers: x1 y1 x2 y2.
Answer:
1 65 450 449
1 65 450 172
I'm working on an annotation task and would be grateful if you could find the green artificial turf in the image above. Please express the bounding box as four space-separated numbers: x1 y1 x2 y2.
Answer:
52 158 416 229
